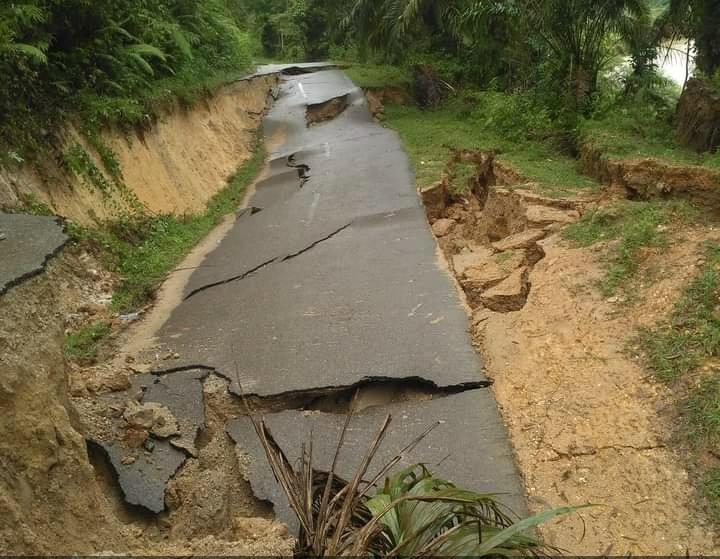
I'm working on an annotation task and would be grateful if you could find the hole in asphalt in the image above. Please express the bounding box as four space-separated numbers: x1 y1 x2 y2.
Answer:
306 94 349 127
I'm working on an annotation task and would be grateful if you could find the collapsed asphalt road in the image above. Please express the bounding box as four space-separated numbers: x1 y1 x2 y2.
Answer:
98 65 526 524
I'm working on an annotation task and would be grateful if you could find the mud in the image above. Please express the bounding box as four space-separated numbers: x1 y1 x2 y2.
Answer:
423 149 720 554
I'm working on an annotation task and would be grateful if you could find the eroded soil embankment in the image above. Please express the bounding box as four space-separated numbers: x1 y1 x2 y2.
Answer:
581 143 720 208
0 251 294 555
0 74 277 223
423 150 720 555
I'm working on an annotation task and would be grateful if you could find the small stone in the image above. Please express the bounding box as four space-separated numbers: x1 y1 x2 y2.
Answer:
0 232 6 241
119 312 141 323
124 427 149 449
431 218 456 237
143 438 155 452
121 455 137 465
123 401 179 438
123 401 155 429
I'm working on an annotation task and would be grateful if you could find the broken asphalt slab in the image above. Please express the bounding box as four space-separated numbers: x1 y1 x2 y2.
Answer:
92 438 186 514
0 212 68 295
226 389 527 532
91 368 209 512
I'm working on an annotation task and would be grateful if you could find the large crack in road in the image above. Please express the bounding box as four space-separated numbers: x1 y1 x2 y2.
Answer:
92 64 527 527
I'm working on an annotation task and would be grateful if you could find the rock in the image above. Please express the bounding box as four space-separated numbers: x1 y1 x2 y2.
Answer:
452 247 495 276
420 181 448 219
123 401 180 439
525 205 579 227
463 250 525 291
478 267 529 312
431 218 456 237
121 455 137 465
124 427 149 449
123 401 155 429
492 229 546 252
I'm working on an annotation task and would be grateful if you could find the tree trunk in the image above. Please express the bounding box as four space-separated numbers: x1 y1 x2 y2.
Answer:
675 78 720 152
696 0 720 76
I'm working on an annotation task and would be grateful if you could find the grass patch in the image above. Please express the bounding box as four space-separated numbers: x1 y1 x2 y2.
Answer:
64 321 111 364
383 97 598 196
71 143 265 313
343 64 411 88
686 376 720 448
702 468 720 521
563 200 695 295
638 243 720 381
637 244 720 518
580 100 720 169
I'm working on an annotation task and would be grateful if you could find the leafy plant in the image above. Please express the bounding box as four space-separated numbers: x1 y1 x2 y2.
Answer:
248 405 580 556
64 321 112 364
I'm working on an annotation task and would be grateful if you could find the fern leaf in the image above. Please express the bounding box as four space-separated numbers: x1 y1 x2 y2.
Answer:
6 43 47 64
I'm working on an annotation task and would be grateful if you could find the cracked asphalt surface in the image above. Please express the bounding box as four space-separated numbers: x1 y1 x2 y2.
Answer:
0 213 67 295
104 65 526 521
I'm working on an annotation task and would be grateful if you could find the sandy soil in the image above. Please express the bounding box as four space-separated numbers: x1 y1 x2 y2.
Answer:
428 168 720 554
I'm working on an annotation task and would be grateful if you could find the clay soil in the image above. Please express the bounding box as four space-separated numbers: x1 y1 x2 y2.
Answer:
426 162 720 554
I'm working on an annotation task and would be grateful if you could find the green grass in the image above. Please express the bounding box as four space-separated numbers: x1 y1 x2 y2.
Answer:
636 244 720 518
71 143 265 313
580 103 720 169
64 321 111 364
686 376 720 448
638 243 720 382
563 200 695 295
383 98 598 196
343 64 411 88
702 468 720 520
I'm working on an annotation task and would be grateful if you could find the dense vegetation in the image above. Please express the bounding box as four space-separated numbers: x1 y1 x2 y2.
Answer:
0 0 255 158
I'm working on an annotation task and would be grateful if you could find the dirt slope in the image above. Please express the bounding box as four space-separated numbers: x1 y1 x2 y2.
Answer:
0 75 277 223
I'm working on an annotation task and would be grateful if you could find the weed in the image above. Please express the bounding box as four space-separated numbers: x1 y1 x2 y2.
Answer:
85 131 123 183
9 192 54 216
343 64 410 88
73 143 266 313
638 242 720 381
686 376 720 448
564 200 696 295
62 143 114 194
384 98 598 196
64 321 111 364
702 468 720 521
